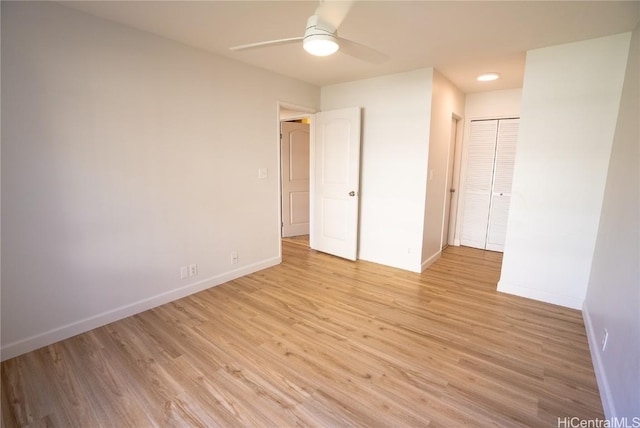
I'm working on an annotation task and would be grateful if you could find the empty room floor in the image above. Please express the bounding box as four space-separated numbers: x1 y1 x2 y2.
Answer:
1 241 603 427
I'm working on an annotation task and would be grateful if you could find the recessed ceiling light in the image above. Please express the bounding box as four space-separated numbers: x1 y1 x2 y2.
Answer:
477 72 500 82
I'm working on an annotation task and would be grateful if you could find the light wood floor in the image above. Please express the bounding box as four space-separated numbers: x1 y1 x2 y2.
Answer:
2 241 603 427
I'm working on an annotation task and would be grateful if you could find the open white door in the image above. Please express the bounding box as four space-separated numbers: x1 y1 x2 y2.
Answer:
310 107 361 261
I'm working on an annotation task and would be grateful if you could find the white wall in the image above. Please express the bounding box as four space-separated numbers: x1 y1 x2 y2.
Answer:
321 69 433 272
1 2 319 360
421 70 465 269
498 33 632 309
455 89 522 245
583 25 639 419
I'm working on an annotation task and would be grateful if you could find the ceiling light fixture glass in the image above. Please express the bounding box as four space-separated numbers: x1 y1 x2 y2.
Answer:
477 72 500 82
303 34 339 56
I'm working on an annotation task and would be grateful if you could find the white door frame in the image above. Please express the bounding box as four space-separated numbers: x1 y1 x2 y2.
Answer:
443 114 464 249
277 101 316 257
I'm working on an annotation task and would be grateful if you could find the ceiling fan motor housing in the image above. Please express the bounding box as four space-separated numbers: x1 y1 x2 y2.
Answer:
305 15 336 36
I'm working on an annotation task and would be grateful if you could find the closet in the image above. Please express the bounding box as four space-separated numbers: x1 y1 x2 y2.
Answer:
460 118 519 252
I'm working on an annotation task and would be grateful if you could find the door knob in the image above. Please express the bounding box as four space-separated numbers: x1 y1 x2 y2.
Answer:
349 191 356 197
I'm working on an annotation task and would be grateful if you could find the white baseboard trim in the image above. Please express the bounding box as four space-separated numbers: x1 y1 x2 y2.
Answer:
421 250 441 272
496 280 583 310
1 256 281 361
582 301 616 418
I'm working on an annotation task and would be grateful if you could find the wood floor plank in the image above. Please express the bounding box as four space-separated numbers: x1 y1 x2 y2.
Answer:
1 241 603 426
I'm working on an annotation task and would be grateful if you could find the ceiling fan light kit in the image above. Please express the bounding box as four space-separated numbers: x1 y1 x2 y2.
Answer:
303 15 339 56
229 1 387 63
304 35 339 56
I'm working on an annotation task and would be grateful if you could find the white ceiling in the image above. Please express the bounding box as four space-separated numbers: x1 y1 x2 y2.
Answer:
61 1 640 93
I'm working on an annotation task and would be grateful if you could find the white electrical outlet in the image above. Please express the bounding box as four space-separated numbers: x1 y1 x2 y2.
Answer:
180 266 188 280
601 329 609 352
189 264 198 277
231 251 238 264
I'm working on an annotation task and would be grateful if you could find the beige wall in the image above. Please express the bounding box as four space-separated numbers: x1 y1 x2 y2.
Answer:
1 2 319 359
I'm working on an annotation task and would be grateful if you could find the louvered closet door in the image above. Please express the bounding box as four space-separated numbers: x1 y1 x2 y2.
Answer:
460 118 520 252
460 120 499 249
486 119 519 251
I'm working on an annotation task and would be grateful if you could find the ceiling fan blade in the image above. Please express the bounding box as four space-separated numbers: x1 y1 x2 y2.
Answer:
338 37 388 63
315 0 355 29
230 37 303 52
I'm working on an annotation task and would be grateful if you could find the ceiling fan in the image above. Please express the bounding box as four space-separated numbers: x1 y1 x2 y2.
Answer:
229 1 387 63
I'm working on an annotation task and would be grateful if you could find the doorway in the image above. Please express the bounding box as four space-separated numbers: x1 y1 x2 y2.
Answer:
279 103 314 249
278 103 362 261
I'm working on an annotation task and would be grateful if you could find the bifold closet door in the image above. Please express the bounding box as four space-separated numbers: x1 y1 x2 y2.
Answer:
460 118 519 252
486 119 519 251
460 120 499 249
